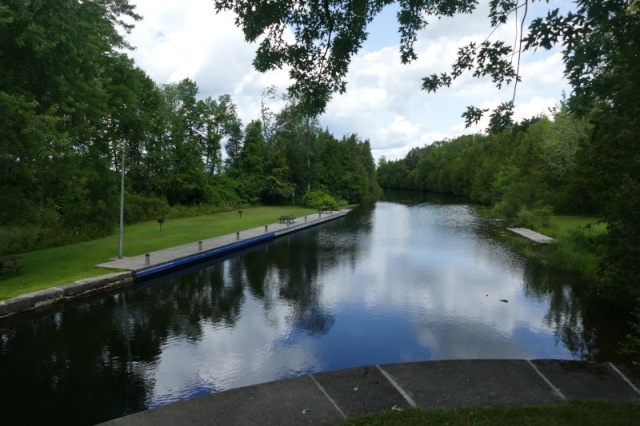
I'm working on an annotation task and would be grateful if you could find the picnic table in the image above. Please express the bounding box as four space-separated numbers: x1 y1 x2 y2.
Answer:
0 255 23 276
279 214 294 224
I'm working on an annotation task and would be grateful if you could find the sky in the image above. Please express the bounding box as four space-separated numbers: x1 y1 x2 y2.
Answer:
123 0 571 161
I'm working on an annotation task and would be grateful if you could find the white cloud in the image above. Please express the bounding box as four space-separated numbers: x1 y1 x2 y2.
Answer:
125 0 569 161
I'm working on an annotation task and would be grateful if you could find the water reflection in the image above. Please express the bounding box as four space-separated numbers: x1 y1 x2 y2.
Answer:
0 192 627 425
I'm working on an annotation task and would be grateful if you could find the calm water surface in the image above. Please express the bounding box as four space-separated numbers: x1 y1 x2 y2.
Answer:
0 192 620 424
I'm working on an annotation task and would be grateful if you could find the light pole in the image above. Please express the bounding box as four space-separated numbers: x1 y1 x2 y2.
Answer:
118 143 125 259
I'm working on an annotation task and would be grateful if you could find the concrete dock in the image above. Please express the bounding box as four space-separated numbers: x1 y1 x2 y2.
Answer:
507 228 554 244
102 359 640 425
98 209 350 278
0 210 350 319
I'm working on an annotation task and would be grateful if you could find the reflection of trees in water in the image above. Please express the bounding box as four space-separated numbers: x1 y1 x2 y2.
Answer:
242 229 334 336
136 263 246 343
522 264 589 358
0 206 373 424
0 264 248 425
381 189 465 206
0 295 152 425
461 203 628 363
228 208 375 337
522 263 629 361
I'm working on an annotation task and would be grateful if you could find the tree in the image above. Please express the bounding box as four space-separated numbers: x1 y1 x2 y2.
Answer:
216 0 640 306
214 0 546 120
0 0 141 238
271 98 321 193
237 120 268 202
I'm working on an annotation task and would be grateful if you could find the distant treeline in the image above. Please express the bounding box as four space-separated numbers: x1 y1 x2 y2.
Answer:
0 2 379 253
378 108 594 223
377 106 640 310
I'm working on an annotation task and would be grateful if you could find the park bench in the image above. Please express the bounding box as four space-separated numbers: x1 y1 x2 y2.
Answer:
279 214 294 224
0 255 23 276
318 206 333 215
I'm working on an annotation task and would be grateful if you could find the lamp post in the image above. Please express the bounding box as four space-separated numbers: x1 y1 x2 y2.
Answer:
118 144 125 259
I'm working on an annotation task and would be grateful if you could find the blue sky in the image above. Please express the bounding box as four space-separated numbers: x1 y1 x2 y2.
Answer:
124 0 571 161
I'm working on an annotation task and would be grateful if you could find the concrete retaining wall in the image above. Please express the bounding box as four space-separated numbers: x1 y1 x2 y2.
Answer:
0 272 134 320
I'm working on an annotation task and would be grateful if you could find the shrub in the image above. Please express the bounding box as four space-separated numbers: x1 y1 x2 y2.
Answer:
512 205 554 228
302 190 338 209
124 194 171 223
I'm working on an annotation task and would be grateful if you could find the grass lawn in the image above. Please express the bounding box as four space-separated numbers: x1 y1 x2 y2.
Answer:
343 400 640 425
537 215 606 239
480 212 607 283
0 206 316 301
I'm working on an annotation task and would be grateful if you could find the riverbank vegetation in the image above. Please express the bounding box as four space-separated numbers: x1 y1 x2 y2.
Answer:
0 206 316 301
3 0 639 358
485 214 605 286
211 0 640 359
0 2 380 257
343 401 640 426
377 101 637 313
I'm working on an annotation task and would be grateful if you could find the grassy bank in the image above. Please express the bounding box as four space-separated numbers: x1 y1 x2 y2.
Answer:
0 206 316 301
343 400 640 425
489 213 606 284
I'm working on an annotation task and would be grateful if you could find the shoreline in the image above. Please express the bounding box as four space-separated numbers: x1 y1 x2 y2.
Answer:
0 209 350 320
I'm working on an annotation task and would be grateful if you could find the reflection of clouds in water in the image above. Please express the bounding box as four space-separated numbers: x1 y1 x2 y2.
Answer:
413 319 529 360
148 200 574 407
321 201 561 359
148 295 322 407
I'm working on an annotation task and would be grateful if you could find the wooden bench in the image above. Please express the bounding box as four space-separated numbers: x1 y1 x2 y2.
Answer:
318 206 333 215
0 255 23 276
279 214 294 224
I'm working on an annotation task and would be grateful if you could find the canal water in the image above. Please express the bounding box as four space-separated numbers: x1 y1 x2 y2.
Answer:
0 191 622 424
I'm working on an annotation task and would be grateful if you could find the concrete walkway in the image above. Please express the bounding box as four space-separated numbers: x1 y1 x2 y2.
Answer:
507 228 554 244
102 359 640 425
98 209 350 274
0 210 350 320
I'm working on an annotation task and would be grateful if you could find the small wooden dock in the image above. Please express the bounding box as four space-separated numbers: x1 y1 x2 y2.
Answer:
507 228 554 244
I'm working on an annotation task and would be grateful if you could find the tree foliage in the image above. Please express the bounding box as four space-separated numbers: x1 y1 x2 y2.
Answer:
224 0 639 308
0 0 141 239
213 0 564 120
0 2 379 254
377 108 589 215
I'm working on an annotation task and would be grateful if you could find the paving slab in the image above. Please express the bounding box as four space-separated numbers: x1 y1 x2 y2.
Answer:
312 366 409 418
611 363 640 395
381 359 562 410
507 228 554 244
102 375 344 425
99 360 640 425
532 360 640 402
97 210 349 273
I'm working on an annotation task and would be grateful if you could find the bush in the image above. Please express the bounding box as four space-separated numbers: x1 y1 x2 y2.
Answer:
512 205 554 228
207 175 248 209
0 224 70 255
124 194 171 223
302 190 338 209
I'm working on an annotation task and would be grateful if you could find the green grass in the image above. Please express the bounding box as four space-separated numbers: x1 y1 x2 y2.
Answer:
0 206 316 300
343 400 640 425
537 215 606 240
485 213 606 284
533 215 605 282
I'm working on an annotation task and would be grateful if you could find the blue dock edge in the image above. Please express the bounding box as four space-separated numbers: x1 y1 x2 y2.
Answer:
135 233 277 282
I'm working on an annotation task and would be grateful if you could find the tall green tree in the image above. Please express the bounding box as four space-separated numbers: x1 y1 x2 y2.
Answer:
0 0 141 237
237 120 268 202
271 99 321 193
217 0 640 306
153 79 210 205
